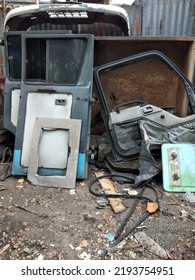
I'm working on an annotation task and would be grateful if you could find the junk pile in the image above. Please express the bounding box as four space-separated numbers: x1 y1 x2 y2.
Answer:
1 2 194 191
1 48 195 192
87 50 195 258
0 42 195 259
92 50 195 192
0 1 194 261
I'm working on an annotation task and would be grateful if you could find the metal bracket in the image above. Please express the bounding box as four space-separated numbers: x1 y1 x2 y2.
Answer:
27 117 81 188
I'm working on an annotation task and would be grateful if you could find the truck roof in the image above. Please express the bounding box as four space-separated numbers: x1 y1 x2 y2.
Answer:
4 2 130 35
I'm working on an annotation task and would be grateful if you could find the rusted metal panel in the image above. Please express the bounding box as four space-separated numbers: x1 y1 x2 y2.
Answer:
162 143 195 192
142 0 195 37
122 0 195 37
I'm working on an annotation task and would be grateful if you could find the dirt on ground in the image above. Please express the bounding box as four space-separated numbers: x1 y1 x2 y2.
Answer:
0 164 195 260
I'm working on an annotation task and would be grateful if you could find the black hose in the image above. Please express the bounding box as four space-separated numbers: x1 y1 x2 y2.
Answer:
88 174 153 202
88 174 160 259
113 212 150 246
114 187 145 240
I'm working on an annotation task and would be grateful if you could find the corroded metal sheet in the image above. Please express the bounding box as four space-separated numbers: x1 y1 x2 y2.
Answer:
123 0 195 37
162 143 195 192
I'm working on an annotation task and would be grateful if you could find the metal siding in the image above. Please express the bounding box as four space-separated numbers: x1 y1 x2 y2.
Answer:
120 5 142 36
122 0 195 37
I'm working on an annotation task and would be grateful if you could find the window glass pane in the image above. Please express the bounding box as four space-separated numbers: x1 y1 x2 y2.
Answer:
25 38 87 84
7 35 21 80
26 38 46 81
48 39 86 84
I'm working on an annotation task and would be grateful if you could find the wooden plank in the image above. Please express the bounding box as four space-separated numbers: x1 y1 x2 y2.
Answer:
95 171 126 214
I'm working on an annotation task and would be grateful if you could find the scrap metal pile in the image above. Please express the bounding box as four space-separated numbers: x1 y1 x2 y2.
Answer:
0 2 194 260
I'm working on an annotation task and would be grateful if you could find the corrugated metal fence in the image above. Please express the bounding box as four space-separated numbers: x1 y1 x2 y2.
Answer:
124 0 195 36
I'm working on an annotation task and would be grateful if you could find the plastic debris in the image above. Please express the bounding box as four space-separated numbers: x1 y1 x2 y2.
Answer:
75 246 82 251
36 254 44 260
18 178 24 183
96 197 108 208
180 210 189 218
69 244 74 250
183 192 195 205
16 178 28 189
103 233 115 242
128 189 138 196
79 251 91 260
69 189 76 195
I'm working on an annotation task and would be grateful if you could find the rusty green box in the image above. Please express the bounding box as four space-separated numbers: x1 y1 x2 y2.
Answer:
161 143 195 192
